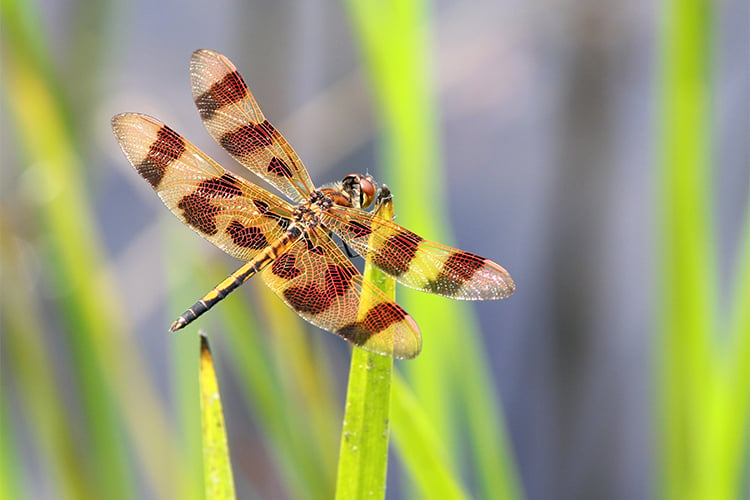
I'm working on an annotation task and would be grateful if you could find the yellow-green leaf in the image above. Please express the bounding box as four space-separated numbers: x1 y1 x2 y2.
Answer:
335 190 396 498
199 333 236 500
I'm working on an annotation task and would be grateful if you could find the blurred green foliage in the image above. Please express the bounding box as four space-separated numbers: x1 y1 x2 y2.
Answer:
658 0 750 499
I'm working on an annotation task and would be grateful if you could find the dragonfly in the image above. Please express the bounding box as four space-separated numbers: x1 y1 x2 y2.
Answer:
112 49 514 359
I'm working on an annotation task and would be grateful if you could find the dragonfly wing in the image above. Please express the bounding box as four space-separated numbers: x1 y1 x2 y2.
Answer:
112 113 293 262
323 207 515 300
260 226 422 358
190 49 316 203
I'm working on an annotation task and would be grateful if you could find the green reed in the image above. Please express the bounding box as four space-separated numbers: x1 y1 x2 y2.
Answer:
342 0 521 498
658 0 750 498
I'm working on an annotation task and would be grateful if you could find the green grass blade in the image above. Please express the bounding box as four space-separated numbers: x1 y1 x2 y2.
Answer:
657 0 716 498
343 1 520 497
456 337 523 499
200 333 236 500
391 375 469 500
335 349 393 498
343 0 455 469
335 190 396 499
725 204 750 497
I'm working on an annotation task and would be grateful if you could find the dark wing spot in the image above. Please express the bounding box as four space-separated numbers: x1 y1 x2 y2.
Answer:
337 302 409 346
226 220 269 249
425 250 486 297
372 230 423 277
283 284 330 315
195 71 248 120
197 173 243 198
176 173 243 236
282 262 354 316
443 251 486 280
271 252 301 280
324 263 354 298
220 122 273 157
137 125 185 188
425 251 486 296
336 324 372 347
267 157 293 178
363 302 409 333
177 192 220 235
347 220 372 239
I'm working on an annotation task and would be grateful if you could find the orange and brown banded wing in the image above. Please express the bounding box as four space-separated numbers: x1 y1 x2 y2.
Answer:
260 226 422 359
190 49 316 203
324 207 515 300
111 113 294 261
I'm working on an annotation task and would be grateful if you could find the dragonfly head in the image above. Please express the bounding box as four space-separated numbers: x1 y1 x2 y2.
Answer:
342 173 377 210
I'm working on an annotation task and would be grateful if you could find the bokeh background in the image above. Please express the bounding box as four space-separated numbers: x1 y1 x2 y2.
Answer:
2 0 748 499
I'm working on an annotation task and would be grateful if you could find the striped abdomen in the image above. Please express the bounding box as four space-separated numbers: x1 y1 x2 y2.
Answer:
170 225 303 332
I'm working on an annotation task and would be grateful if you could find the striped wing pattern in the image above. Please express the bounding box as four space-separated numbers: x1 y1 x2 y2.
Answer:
261 226 421 358
190 49 316 203
323 207 515 300
112 113 293 262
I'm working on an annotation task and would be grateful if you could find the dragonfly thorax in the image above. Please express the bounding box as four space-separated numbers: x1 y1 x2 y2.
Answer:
294 191 331 227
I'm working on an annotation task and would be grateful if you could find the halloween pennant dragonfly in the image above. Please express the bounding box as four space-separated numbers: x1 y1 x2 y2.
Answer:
112 49 514 359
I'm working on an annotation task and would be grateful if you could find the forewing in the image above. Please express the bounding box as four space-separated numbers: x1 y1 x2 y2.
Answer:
190 49 316 203
324 207 515 300
260 226 422 359
112 113 293 261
